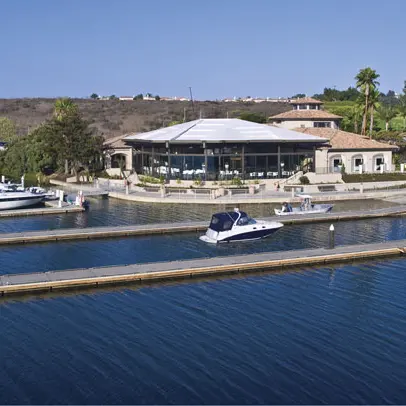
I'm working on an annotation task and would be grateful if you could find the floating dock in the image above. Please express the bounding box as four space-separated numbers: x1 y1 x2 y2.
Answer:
0 206 405 245
0 202 84 218
1 239 406 296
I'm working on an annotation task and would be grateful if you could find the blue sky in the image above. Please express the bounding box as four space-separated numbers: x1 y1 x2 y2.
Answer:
1 0 405 99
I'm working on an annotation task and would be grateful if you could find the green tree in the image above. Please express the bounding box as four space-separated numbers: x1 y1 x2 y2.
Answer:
109 95 117 100
90 93 99 99
368 88 380 138
355 67 380 136
53 112 103 181
54 98 78 121
377 105 397 131
155 95 160 101
238 112 266 123
398 95 406 130
291 93 306 99
133 94 143 100
0 117 17 143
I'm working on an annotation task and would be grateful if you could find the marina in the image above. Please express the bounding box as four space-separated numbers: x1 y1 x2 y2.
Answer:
0 205 403 245
2 239 406 295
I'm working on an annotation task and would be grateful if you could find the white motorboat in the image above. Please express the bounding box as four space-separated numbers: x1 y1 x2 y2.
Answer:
274 195 333 216
0 188 46 210
200 208 284 243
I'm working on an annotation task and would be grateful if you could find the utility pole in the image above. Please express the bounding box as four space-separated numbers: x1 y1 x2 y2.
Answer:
189 86 195 114
183 107 186 122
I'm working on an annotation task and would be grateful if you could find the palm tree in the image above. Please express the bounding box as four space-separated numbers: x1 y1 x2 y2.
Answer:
54 98 78 121
377 105 397 131
368 88 380 138
355 67 380 136
351 104 363 134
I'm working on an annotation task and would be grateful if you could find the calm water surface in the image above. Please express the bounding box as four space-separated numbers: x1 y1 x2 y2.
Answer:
2 259 406 404
1 198 406 404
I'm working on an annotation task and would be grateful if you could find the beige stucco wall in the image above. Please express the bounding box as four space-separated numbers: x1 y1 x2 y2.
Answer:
105 148 133 171
273 120 339 130
316 149 393 174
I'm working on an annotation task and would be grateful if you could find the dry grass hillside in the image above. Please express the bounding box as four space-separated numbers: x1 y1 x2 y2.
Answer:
0 98 290 139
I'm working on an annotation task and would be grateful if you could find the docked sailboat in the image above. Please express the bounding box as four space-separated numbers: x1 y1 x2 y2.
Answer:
200 208 284 243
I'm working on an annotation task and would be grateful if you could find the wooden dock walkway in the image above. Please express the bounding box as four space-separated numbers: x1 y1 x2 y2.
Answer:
0 203 84 218
0 205 404 245
2 239 406 296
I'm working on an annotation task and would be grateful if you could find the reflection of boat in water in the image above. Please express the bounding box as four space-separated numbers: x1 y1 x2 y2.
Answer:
274 195 334 216
200 208 283 243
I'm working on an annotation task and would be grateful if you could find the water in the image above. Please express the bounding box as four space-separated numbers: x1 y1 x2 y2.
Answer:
2 259 406 404
1 199 406 404
0 197 397 233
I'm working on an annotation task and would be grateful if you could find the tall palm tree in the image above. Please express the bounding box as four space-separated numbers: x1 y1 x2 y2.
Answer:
368 88 380 138
377 105 397 131
355 67 380 136
54 98 78 121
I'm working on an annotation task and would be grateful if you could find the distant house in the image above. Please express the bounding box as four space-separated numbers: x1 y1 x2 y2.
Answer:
269 97 341 129
142 95 155 101
119 96 134 101
295 127 398 174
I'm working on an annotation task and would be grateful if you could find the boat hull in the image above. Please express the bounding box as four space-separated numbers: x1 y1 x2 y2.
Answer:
200 223 283 244
0 196 45 210
274 204 333 216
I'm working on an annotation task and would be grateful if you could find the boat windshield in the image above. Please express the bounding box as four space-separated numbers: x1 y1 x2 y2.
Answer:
209 211 251 231
237 215 256 226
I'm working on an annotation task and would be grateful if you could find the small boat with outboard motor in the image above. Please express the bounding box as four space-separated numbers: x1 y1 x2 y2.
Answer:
200 208 284 243
274 194 333 216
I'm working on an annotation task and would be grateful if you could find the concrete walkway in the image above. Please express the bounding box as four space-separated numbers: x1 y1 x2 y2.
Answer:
0 205 405 245
2 239 406 296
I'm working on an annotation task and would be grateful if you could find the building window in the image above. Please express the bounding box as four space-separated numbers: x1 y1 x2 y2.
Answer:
314 122 331 128
298 105 307 110
309 105 317 110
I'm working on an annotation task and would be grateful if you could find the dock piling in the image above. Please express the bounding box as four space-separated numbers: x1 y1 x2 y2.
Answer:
329 224 335 249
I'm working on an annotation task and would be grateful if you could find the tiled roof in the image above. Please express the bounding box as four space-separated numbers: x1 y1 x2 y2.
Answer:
103 134 133 148
291 97 322 104
294 128 398 150
269 109 342 120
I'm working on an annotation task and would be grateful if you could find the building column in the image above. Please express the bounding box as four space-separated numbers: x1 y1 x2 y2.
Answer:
203 142 208 181
166 142 171 180
313 145 316 173
241 144 245 180
151 145 155 177
277 145 281 177
141 145 144 173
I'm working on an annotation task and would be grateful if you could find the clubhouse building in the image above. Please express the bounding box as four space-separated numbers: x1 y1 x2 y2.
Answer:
116 118 328 180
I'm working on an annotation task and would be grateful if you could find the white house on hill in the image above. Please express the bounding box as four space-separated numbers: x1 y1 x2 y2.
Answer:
269 97 342 130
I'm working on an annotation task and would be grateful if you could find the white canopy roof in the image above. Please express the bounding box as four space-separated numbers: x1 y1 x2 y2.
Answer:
124 118 328 144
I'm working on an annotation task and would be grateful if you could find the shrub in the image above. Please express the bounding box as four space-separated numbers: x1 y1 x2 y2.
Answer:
194 177 203 186
340 163 346 175
299 175 310 185
176 178 182 184
139 175 162 184
231 176 243 186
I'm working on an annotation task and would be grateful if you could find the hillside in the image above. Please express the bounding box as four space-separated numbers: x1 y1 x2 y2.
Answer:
0 98 291 139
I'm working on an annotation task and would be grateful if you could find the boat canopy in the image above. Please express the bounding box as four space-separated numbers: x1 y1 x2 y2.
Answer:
209 211 249 232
